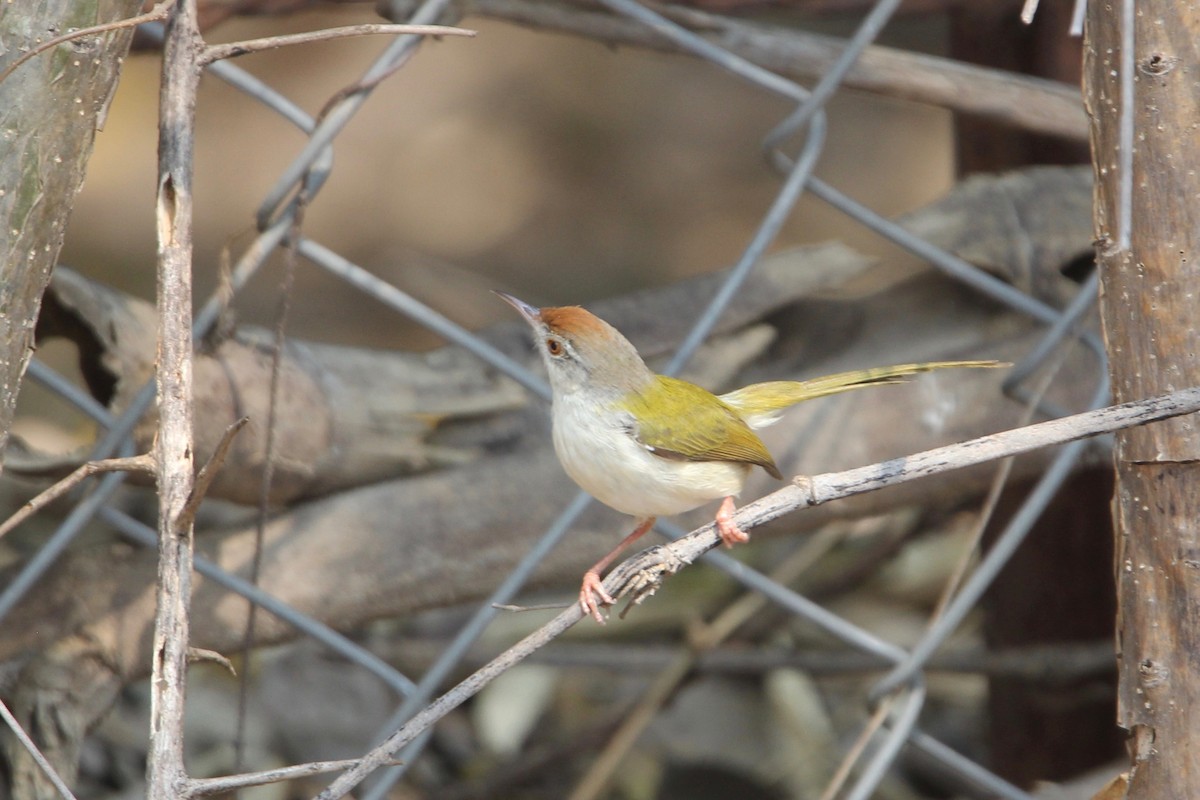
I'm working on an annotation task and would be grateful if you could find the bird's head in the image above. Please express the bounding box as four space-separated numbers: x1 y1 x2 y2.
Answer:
496 292 653 399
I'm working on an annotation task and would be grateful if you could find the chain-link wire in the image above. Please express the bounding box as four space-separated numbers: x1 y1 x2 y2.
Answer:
1 0 1116 797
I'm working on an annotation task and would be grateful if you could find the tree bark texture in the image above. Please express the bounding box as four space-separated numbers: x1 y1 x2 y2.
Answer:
145 0 201 796
1086 2 1200 794
0 0 143 470
0 2 145 795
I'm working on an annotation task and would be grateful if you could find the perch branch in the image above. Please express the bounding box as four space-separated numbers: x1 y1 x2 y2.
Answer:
315 385 1200 799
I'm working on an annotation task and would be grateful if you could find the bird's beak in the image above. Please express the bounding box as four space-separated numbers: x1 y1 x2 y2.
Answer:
493 291 541 325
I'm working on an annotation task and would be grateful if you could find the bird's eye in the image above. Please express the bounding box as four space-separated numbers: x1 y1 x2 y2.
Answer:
546 338 564 357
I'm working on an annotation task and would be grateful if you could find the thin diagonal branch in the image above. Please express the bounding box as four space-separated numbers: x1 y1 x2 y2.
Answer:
199 24 476 65
186 758 402 796
179 416 248 530
0 0 174 86
314 385 1200 799
0 698 78 800
0 454 155 541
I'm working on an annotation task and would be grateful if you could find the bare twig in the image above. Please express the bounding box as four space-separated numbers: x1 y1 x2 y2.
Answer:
186 647 237 675
0 454 154 540
0 697 79 800
186 758 402 796
494 602 572 612
315 386 1200 799
0 0 174 86
237 149 308 769
314 47 413 122
145 0 202 795
0 417 241 543
317 605 583 799
1 417 242 544
198 23 476 65
818 700 891 800
179 416 249 530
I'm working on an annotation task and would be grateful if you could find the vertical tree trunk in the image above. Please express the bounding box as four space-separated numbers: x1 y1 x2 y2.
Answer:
145 0 201 795
1085 2 1200 794
0 2 144 795
0 0 143 470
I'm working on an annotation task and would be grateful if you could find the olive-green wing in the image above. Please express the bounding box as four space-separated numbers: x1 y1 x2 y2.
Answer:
619 375 781 479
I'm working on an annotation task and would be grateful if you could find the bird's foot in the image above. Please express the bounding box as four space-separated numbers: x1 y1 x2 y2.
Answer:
580 570 615 624
715 496 750 548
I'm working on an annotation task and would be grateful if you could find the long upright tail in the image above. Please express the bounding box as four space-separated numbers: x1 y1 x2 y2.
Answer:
720 360 1004 428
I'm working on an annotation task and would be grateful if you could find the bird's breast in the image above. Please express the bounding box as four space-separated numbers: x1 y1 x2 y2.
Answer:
550 394 750 518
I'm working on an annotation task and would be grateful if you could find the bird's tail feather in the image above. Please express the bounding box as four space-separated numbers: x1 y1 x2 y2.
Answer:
720 360 1004 428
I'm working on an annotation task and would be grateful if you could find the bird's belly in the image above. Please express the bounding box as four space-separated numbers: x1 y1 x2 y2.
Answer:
552 402 750 518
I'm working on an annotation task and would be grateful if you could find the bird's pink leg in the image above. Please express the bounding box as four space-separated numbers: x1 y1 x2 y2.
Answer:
580 517 656 624
715 496 750 548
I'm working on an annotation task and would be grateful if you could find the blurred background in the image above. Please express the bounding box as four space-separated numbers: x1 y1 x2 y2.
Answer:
7 1 1121 798
57 7 955 348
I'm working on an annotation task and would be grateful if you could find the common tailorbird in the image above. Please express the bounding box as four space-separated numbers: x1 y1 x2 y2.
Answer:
498 292 1001 623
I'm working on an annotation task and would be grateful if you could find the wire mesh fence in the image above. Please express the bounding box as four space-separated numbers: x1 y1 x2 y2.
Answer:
0 0 1155 798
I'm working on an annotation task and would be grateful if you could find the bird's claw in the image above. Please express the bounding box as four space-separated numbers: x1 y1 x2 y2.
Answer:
716 518 750 548
580 571 614 624
715 497 750 548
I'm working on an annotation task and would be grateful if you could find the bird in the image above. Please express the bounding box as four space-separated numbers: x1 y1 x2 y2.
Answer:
497 292 1001 623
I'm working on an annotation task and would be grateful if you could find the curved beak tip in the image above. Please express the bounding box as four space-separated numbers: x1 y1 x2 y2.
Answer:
493 290 541 322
